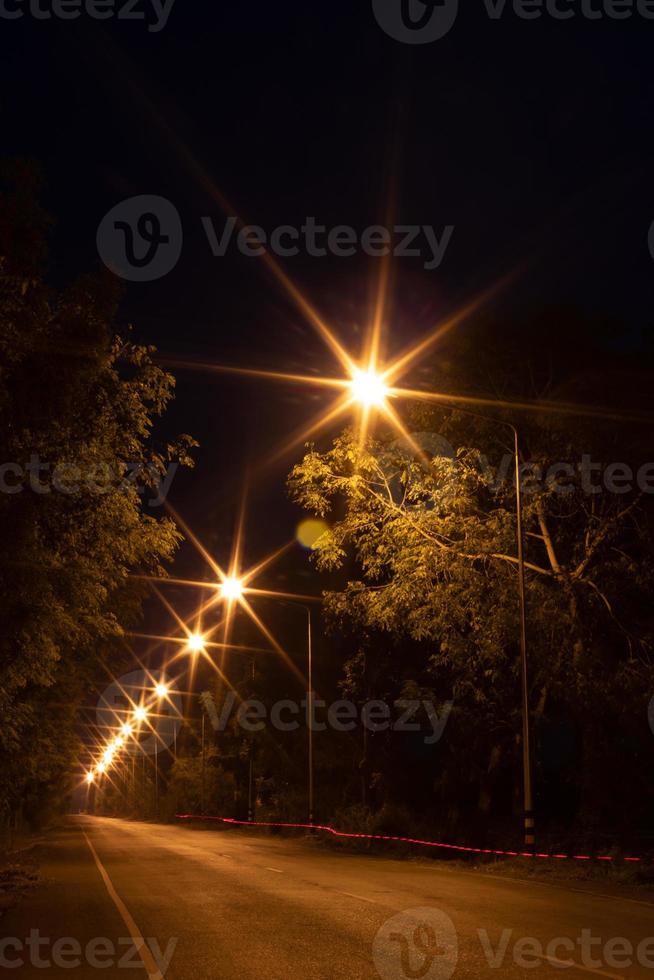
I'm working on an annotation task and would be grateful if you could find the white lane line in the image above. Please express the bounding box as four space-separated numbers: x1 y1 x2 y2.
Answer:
265 867 283 873
338 890 377 904
82 832 163 980
540 953 622 979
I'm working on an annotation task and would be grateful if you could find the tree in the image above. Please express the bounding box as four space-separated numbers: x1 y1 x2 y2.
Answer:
288 314 654 838
0 160 196 824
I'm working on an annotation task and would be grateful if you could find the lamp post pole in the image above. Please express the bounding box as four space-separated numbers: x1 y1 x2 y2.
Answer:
512 425 533 851
397 396 534 850
201 713 206 815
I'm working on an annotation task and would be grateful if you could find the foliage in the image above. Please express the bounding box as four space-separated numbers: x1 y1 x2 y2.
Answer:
0 160 196 824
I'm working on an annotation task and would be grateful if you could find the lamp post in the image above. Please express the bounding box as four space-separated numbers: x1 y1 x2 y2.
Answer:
257 597 314 825
216 578 316 825
349 377 534 851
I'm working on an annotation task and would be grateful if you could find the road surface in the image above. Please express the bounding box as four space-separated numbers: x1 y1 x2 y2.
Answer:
2 815 654 978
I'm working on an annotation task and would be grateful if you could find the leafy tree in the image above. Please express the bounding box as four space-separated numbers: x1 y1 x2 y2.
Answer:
288 315 654 838
0 160 196 824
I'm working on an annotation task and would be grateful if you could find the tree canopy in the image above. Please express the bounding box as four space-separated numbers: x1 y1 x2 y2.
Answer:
0 161 196 823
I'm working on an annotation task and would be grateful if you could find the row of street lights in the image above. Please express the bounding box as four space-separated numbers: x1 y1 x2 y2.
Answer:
85 366 534 848
85 577 317 826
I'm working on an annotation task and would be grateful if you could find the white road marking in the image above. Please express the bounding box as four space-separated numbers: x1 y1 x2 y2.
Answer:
541 953 622 979
338 890 377 904
82 831 164 980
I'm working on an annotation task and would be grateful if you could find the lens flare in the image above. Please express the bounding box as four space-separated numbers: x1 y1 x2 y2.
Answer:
187 633 206 654
220 576 245 601
349 368 389 408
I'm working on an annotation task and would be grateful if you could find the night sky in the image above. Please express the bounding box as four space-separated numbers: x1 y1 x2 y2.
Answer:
3 2 654 673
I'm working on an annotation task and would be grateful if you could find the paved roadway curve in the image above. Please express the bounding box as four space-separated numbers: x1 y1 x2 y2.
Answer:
2 815 654 978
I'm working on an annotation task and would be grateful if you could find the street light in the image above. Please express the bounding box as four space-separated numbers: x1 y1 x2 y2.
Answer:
133 706 148 723
186 633 206 654
349 368 389 408
85 771 95 784
350 380 534 849
220 576 245 601
154 682 168 699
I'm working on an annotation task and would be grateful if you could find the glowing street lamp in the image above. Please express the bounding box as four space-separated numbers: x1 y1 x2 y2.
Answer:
186 633 206 654
349 368 389 408
154 682 169 699
85 771 95 785
121 722 133 737
96 761 106 775
220 576 245 601
133 706 148 723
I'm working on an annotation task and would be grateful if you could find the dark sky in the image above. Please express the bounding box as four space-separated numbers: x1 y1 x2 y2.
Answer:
2 2 654 672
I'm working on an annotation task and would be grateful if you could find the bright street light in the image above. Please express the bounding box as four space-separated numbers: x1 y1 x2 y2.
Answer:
120 722 133 737
349 368 389 408
85 771 95 784
186 633 206 654
96 762 106 774
155 682 168 699
220 576 245 601
133 706 148 723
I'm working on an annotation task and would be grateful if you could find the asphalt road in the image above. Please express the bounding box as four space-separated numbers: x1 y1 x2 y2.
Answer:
2 815 654 978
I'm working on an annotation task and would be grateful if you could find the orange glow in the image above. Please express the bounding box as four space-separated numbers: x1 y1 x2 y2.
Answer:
349 368 389 408
220 576 245 601
186 633 206 654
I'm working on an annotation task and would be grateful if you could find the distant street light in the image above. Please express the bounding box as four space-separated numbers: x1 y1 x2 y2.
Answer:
85 771 95 784
155 682 169 699
186 633 206 654
220 576 245 600
133 706 148 723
